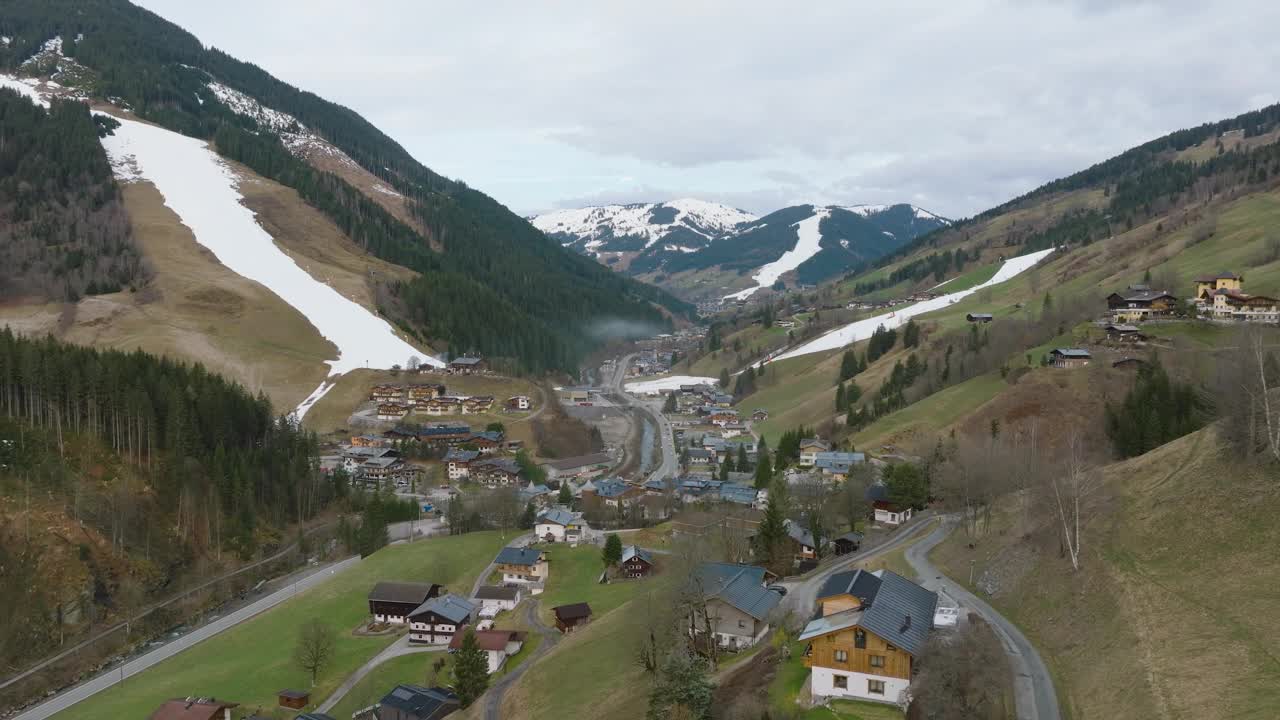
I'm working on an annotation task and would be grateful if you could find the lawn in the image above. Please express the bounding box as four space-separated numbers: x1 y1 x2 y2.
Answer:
535 543 651 624
328 652 454 719
853 373 1007 448
802 699 904 720
930 261 1000 294
51 531 508 720
768 641 812 716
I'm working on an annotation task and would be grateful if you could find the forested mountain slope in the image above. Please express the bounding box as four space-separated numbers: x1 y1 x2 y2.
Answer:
0 0 690 373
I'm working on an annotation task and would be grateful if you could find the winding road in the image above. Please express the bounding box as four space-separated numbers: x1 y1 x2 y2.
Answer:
482 599 561 720
904 518 1062 720
607 354 679 484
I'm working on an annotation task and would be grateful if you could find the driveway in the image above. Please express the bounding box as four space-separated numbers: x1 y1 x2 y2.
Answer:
469 532 534 598
904 519 1062 720
482 599 561 720
315 634 448 714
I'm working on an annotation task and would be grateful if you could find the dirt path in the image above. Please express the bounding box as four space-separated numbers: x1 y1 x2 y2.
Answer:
482 599 561 720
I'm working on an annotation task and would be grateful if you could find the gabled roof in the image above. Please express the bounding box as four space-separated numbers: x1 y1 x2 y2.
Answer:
1195 271 1240 282
149 699 239 720
801 570 937 656
834 531 865 544
593 477 633 498
409 594 476 623
474 585 521 601
786 521 818 549
799 438 831 450
1106 323 1141 332
448 629 526 651
368 581 440 605
553 602 593 621
817 568 881 605
694 563 781 621
495 546 544 566
718 483 758 505
378 685 458 719
1051 347 1091 358
621 545 654 565
444 448 479 463
538 508 579 526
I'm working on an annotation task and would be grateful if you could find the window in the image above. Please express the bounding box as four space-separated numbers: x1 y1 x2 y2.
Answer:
833 674 848 689
870 655 886 668
854 629 866 649
885 643 897 652
868 679 885 695
834 649 848 663
738 619 746 629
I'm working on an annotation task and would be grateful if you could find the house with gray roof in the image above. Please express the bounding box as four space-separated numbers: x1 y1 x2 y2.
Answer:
798 569 939 704
691 562 784 650
621 545 655 578
1049 347 1092 369
535 509 587 543
374 684 458 720
407 594 477 644
494 546 549 584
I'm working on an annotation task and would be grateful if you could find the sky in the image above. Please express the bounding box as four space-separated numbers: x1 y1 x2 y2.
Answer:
136 0 1280 220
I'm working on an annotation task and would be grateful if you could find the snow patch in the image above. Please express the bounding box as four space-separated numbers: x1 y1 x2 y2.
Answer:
839 204 890 217
766 248 1056 363
532 199 756 252
206 81 360 171
0 73 49 108
21 37 63 67
1 37 11 47
95 116 442 417
724 208 830 301
371 183 403 198
625 375 718 394
839 239 850 249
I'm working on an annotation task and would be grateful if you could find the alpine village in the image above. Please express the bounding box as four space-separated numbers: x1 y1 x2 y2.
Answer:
2 3 1280 720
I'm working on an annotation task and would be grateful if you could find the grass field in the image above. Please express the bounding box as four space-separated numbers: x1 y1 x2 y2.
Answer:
328 652 454 719
51 532 508 720
928 425 1280 720
535 543 652 625
852 373 1007 449
929 261 1000 295
801 699 904 720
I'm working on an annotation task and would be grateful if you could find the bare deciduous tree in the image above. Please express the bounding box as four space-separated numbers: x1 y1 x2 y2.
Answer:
294 619 336 686
1045 434 1097 571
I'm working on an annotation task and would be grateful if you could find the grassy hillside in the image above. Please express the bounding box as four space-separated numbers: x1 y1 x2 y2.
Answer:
928 426 1280 720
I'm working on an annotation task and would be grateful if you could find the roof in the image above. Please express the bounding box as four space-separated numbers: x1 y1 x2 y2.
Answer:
368 581 439 605
1051 348 1092 358
834 531 865 544
966 312 993 319
1111 288 1177 302
448 629 527 651
719 483 758 505
817 568 882 605
593 478 633 498
474 585 521 601
799 438 831 450
277 689 310 699
538 508 579 526
787 521 817 549
495 546 544 566
553 602 593 621
378 685 458 719
1106 323 1141 332
409 594 476 623
621 545 654 565
800 570 937 656
473 458 520 474
1195 271 1240 281
148 699 240 720
545 452 612 471
444 448 479 463
694 563 781 621
450 356 483 365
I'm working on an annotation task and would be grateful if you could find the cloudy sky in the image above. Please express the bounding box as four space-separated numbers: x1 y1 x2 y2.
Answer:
139 0 1280 219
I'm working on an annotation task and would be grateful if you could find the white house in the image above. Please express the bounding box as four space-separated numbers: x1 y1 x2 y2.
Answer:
473 585 522 616
444 448 479 482
535 508 587 543
798 438 832 467
448 629 527 674
407 594 476 645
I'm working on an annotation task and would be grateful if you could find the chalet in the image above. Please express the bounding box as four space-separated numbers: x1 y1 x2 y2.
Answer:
966 313 993 323
371 384 405 403
1112 357 1149 371
494 546 549 584
814 451 865 480
543 452 612 482
621 545 655 578
708 410 739 427
801 569 938 704
1049 348 1092 369
799 438 832 467
463 395 495 413
558 386 595 404
448 629 526 673
1209 287 1280 322
833 531 864 555
866 484 913 526
350 434 387 448
535 508 588 543
422 396 464 416
343 446 398 474
378 403 411 421
1105 323 1146 343
148 698 238 720
685 448 717 468
1194 271 1243 300
552 602 593 633
471 458 522 486
1106 285 1178 323
751 409 769 422
586 477 643 508
466 431 503 454
407 384 446 406
416 424 473 448
718 483 759 507
506 395 531 411
368 581 443 625
691 562 783 649
277 690 309 710
518 482 554 508
359 455 408 485
373 685 459 720
448 356 486 374
407 594 476 644
677 476 721 503
786 520 821 561
473 585 522 615
444 449 479 481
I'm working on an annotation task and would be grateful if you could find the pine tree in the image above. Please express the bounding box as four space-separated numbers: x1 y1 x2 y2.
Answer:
754 445 773 489
646 650 714 720
756 477 791 573
452 628 490 707
519 502 537 530
602 533 623 569
558 482 573 506
840 349 859 381
663 392 677 413
736 444 749 472
718 367 730 388
718 456 732 482
835 382 846 412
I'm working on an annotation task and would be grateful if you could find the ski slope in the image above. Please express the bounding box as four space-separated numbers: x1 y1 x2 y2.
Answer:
725 208 831 301
624 375 718 394
768 248 1056 363
96 116 441 416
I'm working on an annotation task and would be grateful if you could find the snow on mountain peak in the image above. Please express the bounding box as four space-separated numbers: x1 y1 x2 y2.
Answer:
532 199 756 249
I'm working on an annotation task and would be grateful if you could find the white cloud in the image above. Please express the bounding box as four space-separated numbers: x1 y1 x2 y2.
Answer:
136 0 1280 218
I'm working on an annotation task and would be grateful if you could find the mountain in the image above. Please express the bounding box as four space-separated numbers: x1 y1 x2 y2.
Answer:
0 0 691 386
533 200 949 300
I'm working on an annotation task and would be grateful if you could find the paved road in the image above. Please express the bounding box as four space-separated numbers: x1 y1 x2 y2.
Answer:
469 533 534 598
608 354 678 484
482 600 560 720
315 635 448 714
779 515 938 618
904 519 1062 720
12 556 361 720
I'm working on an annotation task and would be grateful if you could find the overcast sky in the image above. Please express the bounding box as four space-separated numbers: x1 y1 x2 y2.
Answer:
138 0 1280 219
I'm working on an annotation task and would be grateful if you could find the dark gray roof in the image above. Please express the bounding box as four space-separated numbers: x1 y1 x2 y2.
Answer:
379 685 458 719
694 562 781 621
538 508 578 526
368 581 440 605
409 593 476 623
1052 347 1092 358
858 571 937 655
553 602 593 621
495 546 544 566
474 585 521 601
621 545 653 564
816 568 881 606
787 521 817 549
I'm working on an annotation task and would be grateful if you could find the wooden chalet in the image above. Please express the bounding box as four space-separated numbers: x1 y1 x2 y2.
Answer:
148 698 239 720
552 602 592 633
833 531 864 555
368 581 443 625
621 545 654 578
377 403 411 421
407 594 476 645
1049 347 1091 369
277 690 309 710
448 356 487 374
370 384 405 403
966 312 993 323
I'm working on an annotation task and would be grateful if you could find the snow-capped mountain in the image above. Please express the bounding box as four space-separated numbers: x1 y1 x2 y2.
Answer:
535 200 949 299
531 199 757 258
